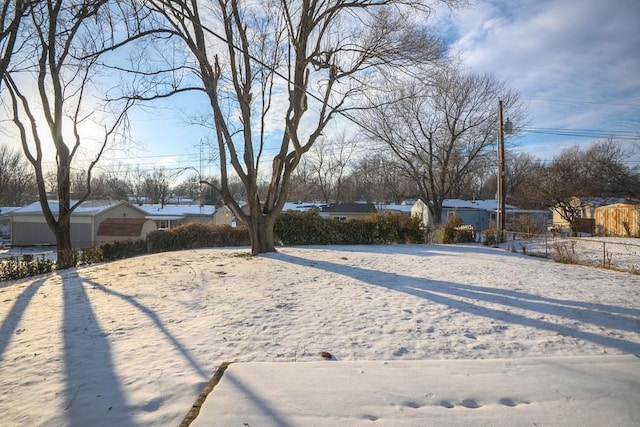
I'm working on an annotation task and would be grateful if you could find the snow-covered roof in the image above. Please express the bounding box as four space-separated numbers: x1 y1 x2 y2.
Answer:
320 202 377 214
9 199 125 216
441 199 516 211
282 202 323 212
137 204 215 217
377 204 413 213
0 207 22 216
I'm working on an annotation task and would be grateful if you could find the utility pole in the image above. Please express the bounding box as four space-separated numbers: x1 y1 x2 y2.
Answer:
498 100 506 240
497 100 512 242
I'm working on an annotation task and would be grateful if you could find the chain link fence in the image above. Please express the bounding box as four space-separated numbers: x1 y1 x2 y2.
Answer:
502 232 640 273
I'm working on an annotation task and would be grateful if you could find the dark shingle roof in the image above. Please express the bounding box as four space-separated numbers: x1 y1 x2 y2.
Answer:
319 203 377 214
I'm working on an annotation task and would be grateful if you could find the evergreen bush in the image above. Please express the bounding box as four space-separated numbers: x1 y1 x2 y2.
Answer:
0 254 55 281
274 211 424 245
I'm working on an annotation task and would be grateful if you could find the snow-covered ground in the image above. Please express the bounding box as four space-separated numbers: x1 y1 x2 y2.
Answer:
1 244 639 426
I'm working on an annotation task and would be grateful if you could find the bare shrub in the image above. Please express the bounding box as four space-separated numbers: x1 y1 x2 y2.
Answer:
552 241 579 264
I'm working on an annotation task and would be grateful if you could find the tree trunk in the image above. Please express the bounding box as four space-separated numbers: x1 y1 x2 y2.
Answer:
431 202 443 228
247 214 276 255
569 221 579 237
55 218 75 269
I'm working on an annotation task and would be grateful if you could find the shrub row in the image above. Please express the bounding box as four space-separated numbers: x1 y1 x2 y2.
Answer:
146 223 251 252
0 254 55 281
273 211 424 245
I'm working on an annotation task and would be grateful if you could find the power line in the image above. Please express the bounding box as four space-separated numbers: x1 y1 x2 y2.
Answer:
527 98 640 108
521 127 639 140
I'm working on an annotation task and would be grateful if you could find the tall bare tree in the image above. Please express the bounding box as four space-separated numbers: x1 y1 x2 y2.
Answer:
140 0 449 254
360 67 526 227
2 0 142 268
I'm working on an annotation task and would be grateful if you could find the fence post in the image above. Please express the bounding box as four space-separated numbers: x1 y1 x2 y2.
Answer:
602 241 606 267
545 234 548 258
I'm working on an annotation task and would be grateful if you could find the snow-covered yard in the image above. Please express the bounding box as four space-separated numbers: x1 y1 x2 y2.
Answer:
1 244 639 426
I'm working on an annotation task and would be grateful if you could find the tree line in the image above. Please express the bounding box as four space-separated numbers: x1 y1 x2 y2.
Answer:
3 135 637 212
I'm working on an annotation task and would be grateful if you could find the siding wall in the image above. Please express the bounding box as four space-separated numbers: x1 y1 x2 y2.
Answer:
11 219 94 247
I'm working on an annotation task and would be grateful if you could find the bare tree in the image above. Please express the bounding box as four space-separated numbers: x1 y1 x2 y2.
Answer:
143 168 171 205
360 67 526 226
0 143 36 205
506 151 545 209
349 153 416 203
584 138 640 198
0 1 42 87
536 146 590 236
306 133 358 202
2 1 140 268
288 157 320 202
139 0 449 254
536 140 640 236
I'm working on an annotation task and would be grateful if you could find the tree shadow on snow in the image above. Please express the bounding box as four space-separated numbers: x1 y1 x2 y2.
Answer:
274 252 640 355
60 274 212 426
81 277 209 380
61 273 136 427
0 278 47 360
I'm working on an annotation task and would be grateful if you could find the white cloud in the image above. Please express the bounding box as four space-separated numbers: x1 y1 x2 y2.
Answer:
439 0 640 160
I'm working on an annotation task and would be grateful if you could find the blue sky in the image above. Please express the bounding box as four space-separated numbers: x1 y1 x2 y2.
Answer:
19 0 636 184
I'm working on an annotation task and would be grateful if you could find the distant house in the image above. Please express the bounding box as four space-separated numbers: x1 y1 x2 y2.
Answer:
0 207 21 244
213 205 234 226
9 200 148 247
317 202 377 220
411 198 549 231
412 199 506 230
138 204 215 230
594 203 640 237
96 218 157 245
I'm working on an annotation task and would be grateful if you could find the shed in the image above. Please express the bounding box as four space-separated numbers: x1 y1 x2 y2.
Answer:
96 218 157 245
9 200 147 248
594 203 640 237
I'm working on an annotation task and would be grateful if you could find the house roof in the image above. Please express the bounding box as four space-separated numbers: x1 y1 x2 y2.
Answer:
97 218 154 237
282 202 321 212
8 200 139 217
319 202 377 214
439 199 517 211
377 204 413 213
571 197 635 207
0 207 22 216
137 204 215 218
